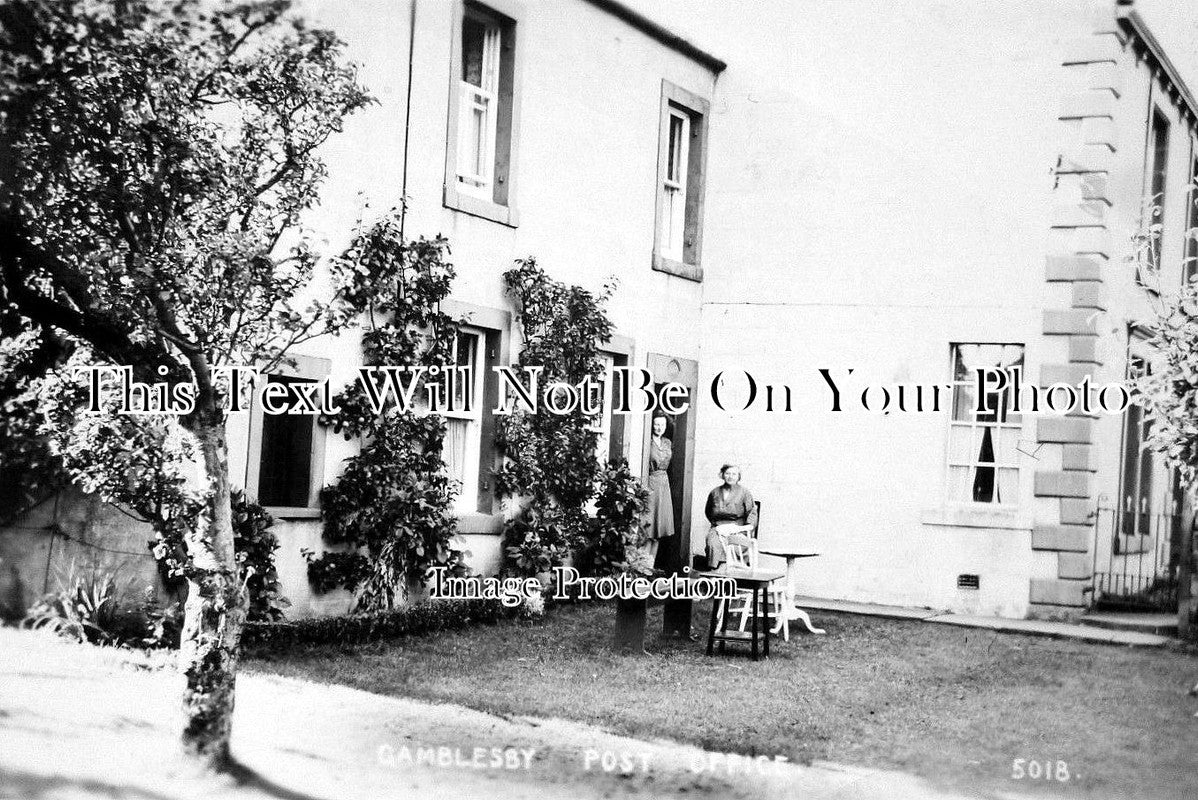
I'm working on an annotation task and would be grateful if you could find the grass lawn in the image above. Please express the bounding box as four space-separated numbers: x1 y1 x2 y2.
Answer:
250 600 1198 799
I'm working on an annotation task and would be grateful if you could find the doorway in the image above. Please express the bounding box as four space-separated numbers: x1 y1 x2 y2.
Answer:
641 353 698 637
1092 332 1181 612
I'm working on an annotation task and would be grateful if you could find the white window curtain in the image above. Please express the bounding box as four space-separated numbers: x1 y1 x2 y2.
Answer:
444 418 469 488
441 329 483 510
948 344 1024 505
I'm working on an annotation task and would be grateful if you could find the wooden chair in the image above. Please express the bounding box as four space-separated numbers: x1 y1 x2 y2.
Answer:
724 537 790 641
714 503 790 640
712 536 751 631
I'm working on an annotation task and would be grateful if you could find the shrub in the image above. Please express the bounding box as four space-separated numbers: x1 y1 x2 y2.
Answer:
312 226 469 611
241 597 527 654
141 589 186 649
151 491 289 623
502 504 575 576
21 561 143 645
496 259 615 577
231 491 289 622
300 549 372 595
576 459 652 577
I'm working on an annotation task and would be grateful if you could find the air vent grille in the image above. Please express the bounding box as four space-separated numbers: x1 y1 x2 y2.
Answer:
957 574 980 590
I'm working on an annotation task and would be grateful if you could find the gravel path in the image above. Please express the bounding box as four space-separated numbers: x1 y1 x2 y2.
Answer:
0 627 973 800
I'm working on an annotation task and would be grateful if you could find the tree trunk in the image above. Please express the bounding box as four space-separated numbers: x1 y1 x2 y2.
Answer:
179 421 246 769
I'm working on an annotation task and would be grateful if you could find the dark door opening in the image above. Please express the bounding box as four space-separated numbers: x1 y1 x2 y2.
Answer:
641 354 698 638
652 396 689 574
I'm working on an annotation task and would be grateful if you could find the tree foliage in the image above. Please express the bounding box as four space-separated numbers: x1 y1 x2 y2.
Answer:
496 259 614 576
311 218 468 611
575 459 651 577
1126 197 1198 636
1129 201 1198 485
0 0 370 765
1134 281 1198 485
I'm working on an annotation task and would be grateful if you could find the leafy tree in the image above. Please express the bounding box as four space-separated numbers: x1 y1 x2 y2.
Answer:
0 0 370 766
0 318 68 512
311 220 469 611
575 458 651 577
1128 203 1198 639
496 259 614 575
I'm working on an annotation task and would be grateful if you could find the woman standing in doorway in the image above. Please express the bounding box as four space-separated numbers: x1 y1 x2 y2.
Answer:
644 412 676 564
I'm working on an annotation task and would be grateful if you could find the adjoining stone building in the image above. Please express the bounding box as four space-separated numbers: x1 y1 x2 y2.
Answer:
689 0 1198 620
4 0 1197 623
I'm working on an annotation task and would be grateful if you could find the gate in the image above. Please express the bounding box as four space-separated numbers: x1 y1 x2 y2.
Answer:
1089 501 1181 612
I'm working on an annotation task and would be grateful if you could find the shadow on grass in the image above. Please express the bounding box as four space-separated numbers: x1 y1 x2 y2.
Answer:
225 757 336 800
0 766 176 800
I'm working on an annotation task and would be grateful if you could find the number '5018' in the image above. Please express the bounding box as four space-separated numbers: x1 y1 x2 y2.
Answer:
1011 759 1070 781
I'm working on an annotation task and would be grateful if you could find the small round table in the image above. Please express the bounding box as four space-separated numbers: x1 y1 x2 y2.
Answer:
757 549 825 635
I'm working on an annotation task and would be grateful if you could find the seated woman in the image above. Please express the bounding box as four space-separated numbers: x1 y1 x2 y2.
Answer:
704 464 758 569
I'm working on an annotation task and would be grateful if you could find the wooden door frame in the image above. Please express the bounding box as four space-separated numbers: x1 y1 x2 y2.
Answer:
641 352 698 637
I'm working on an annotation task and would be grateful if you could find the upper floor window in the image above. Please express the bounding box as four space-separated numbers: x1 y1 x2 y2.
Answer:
445 1 519 227
1184 152 1198 285
946 344 1024 506
661 109 691 262
653 81 710 282
457 16 501 200
1146 108 1170 272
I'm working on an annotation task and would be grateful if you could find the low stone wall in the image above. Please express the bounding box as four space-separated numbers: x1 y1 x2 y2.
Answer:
0 490 167 621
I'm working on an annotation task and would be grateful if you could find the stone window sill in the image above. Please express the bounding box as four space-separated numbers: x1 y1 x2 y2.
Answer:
920 505 1032 531
652 252 703 282
444 185 518 228
265 506 322 520
456 512 504 535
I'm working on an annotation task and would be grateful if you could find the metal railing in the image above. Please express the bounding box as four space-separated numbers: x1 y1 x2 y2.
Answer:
1089 502 1180 612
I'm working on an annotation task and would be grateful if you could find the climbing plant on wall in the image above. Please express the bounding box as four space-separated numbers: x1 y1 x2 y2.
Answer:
575 458 652 577
308 217 469 612
496 259 615 577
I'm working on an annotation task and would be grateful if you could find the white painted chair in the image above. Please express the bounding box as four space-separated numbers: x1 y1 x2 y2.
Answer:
717 537 791 641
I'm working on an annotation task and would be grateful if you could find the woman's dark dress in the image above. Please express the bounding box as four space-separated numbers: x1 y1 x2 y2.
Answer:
646 437 676 540
704 483 757 568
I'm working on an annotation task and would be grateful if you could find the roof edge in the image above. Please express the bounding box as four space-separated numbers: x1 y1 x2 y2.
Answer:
581 0 727 75
1117 5 1198 125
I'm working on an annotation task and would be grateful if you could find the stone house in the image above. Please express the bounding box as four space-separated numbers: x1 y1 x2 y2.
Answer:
4 0 1197 624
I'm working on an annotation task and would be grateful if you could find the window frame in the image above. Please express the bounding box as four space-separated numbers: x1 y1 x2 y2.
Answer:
444 0 522 228
599 335 635 465
455 15 501 200
245 354 331 519
660 109 691 262
1183 139 1198 286
652 80 710 282
1144 106 1171 276
441 326 486 514
439 300 513 533
944 343 1026 508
